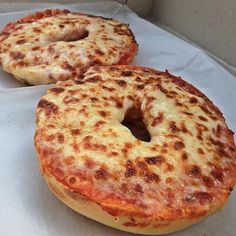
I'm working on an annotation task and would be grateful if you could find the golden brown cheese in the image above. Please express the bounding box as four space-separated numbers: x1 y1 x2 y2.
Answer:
35 65 236 234
0 9 137 85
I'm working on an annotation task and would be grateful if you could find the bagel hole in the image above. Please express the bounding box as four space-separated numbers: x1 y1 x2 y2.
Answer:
58 29 89 42
122 107 151 142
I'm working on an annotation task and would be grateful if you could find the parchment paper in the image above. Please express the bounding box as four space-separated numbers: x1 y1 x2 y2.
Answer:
0 2 235 236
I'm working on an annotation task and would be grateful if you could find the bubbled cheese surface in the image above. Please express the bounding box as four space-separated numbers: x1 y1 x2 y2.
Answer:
0 9 137 85
35 65 236 222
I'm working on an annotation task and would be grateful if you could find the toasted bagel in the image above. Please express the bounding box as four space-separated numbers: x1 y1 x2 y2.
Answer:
35 65 236 234
0 9 137 85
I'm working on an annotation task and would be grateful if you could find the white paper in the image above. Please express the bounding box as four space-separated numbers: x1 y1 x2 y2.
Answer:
0 2 236 236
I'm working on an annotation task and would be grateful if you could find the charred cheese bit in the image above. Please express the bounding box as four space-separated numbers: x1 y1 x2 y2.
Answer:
0 9 138 85
35 65 236 235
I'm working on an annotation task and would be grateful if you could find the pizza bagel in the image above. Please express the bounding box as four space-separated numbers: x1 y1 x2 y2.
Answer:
34 65 236 235
0 9 137 85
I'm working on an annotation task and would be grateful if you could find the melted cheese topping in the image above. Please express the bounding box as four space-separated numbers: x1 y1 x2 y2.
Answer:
35 65 236 221
0 9 137 85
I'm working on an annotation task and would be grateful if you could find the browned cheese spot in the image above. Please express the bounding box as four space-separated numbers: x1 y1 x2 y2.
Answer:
199 115 208 121
63 95 79 104
169 90 178 96
181 152 188 161
144 172 160 183
197 148 205 154
197 123 209 132
136 160 148 173
33 27 42 33
75 80 85 85
83 137 107 152
38 99 59 115
95 168 109 180
71 129 80 135
200 105 212 115
169 121 179 133
110 151 119 157
16 39 27 44
62 62 75 71
95 49 104 56
90 97 99 102
182 111 193 116
211 167 223 182
216 124 222 138
86 76 101 83
174 141 185 150
109 96 123 108
47 46 55 54
68 44 76 48
68 176 77 184
145 156 164 165
94 120 106 128
185 191 212 204
202 176 214 188
180 122 188 133
197 135 203 141
175 101 184 107
115 80 127 87
134 184 143 193
102 85 115 92
84 158 95 169
122 142 133 156
99 110 109 117
187 164 201 177
16 60 29 67
151 112 164 127
113 24 129 36
210 116 218 121
125 160 136 178
82 94 88 99
121 71 133 77
136 84 144 90
46 134 55 142
194 191 213 204
135 76 142 82
217 148 231 159
166 177 173 184
164 163 174 172
9 51 25 60
209 137 224 147
64 156 75 165
157 83 168 94
189 97 198 103
50 87 65 94
57 133 64 144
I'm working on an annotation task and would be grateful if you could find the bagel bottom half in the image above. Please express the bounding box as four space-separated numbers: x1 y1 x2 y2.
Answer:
43 169 221 235
35 65 236 235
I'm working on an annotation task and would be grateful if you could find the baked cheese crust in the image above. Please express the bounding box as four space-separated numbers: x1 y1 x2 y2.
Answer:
0 9 138 85
35 65 236 234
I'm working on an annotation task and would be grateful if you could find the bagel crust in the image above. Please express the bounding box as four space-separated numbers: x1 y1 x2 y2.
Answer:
0 9 137 85
35 65 236 234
